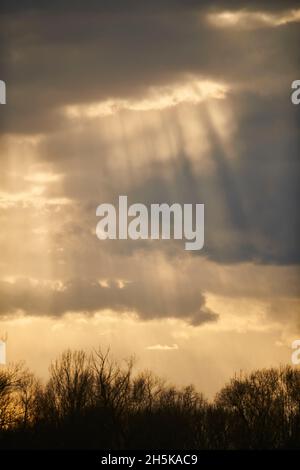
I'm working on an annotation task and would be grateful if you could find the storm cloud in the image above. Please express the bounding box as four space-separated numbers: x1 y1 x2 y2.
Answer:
0 0 299 331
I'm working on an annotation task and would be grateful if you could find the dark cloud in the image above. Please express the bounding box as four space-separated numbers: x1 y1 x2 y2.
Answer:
0 0 299 327
0 0 299 134
1 0 300 14
0 278 218 326
30 91 299 266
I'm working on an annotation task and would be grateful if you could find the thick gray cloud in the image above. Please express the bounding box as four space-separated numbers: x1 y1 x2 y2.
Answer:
0 278 218 326
0 0 299 327
1 0 300 14
29 93 299 266
0 0 299 134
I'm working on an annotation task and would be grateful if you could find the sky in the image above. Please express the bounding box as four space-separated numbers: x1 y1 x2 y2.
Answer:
0 0 299 398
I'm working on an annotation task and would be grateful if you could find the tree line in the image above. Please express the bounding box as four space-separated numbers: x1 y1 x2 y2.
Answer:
0 348 299 449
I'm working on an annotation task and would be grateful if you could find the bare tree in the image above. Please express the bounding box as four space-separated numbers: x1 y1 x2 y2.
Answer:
0 363 27 430
131 370 165 413
0 351 299 450
41 350 93 424
92 348 135 447
215 367 299 448
18 369 41 428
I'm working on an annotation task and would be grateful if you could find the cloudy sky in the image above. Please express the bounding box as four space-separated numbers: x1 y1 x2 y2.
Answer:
0 0 299 397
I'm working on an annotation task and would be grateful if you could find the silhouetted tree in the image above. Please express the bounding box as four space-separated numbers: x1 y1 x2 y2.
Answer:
0 363 29 430
40 350 93 425
216 367 300 449
0 350 299 450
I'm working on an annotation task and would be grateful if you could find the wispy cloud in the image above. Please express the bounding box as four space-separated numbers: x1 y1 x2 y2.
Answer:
146 343 179 351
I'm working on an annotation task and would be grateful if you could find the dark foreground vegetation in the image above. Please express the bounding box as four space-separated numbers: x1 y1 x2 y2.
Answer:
0 349 299 449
